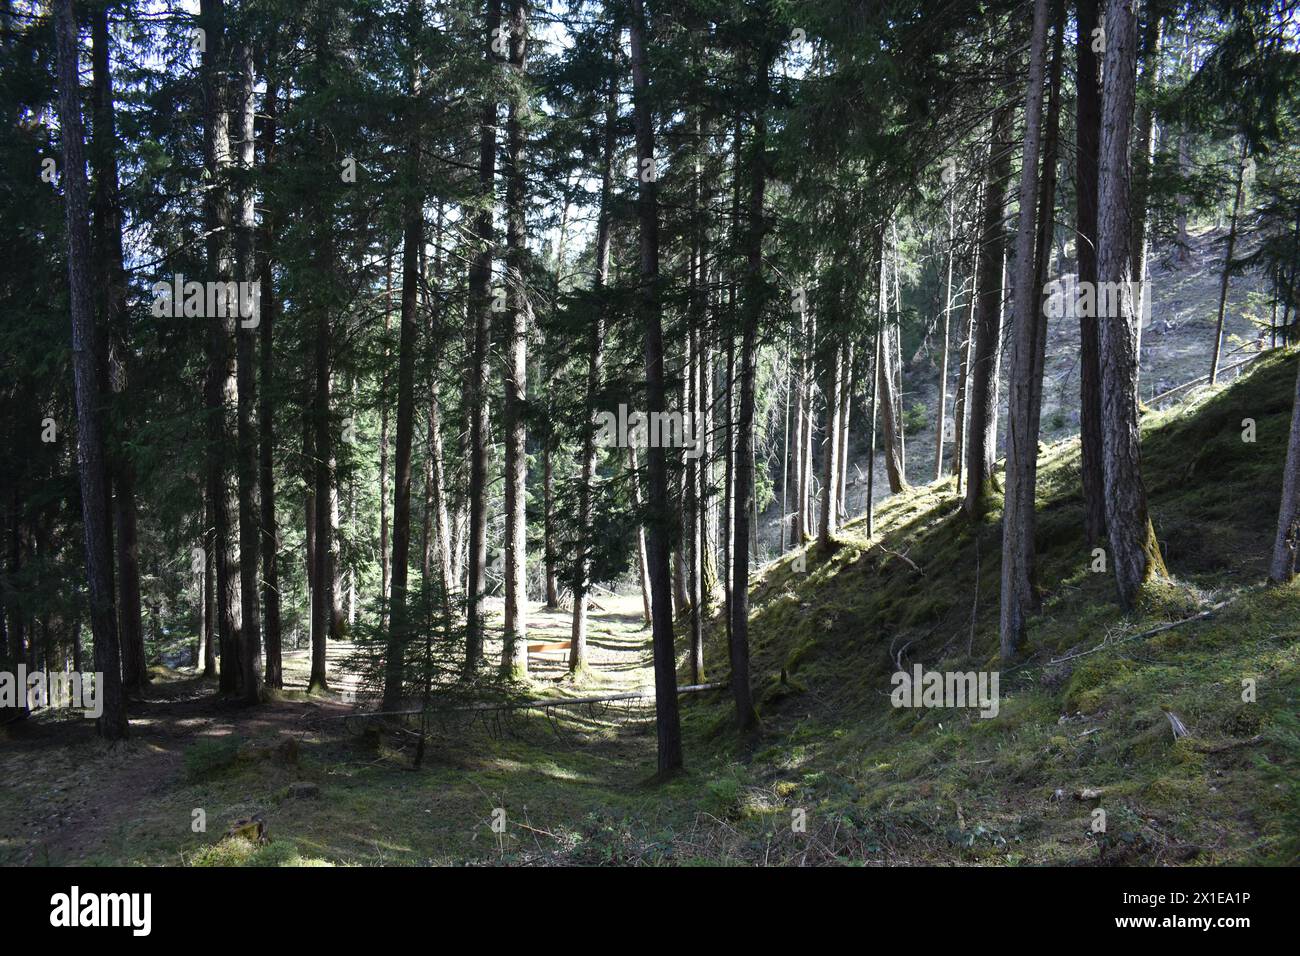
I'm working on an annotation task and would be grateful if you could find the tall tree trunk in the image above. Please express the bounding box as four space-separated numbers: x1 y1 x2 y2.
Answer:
878 302 905 494
258 61 283 690
383 0 425 709
572 62 616 675
781 341 792 552
1209 139 1248 385
329 467 343 640
501 0 530 680
90 1 146 697
952 223 979 487
792 308 808 540
878 231 906 493
1077 0 1107 547
233 40 262 702
425 202 455 603
867 322 880 535
892 223 907 480
542 440 558 608
999 0 1052 662
730 28 771 733
1130 12 1162 382
629 0 683 772
201 0 243 696
306 16 334 693
935 193 956 483
697 146 718 604
963 104 1013 517
53 0 127 738
379 262 392 622
1097 0 1168 609
818 328 842 549
464 0 501 675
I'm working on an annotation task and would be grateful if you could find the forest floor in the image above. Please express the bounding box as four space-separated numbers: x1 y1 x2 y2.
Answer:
2 343 1298 868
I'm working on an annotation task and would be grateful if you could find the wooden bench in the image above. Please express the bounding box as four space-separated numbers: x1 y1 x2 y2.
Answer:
527 639 573 662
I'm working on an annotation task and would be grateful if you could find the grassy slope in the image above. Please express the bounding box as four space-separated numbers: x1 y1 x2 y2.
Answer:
690 350 1300 865
7 356 1295 867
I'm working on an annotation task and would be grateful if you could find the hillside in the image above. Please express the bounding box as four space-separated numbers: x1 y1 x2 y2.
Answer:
4 353 1296 867
696 348 1300 865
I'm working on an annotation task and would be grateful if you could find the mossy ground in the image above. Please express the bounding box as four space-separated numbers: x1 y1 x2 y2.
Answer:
1 355 1296 866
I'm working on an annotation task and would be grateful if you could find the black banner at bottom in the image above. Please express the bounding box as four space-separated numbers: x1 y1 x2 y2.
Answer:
9 864 1286 943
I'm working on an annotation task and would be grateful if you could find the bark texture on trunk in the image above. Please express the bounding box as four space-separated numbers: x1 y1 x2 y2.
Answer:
818 330 842 549
89 3 146 696
999 0 1051 662
1097 0 1168 610
464 0 502 675
54 0 127 738
234 41 262 702
383 0 426 708
257 64 282 689
630 0 683 772
501 0 530 680
963 104 1013 517
1077 0 1107 546
730 32 772 733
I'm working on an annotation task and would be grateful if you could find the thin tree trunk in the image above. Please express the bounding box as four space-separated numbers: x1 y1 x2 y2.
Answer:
1130 13 1162 383
629 446 653 625
379 262 392 622
233 40 262 702
878 286 905 492
999 0 1052 661
1097 0 1168 609
935 192 956 482
306 16 334 693
383 0 425 708
730 31 771 733
90 1 146 697
867 323 880 536
464 0 501 675
53 0 127 738
963 104 1013 517
629 0 683 772
878 230 906 493
1077 0 1108 546
570 67 615 675
203 510 216 677
329 464 343 640
893 222 907 479
201 0 242 696
818 328 842 548
792 308 807 541
1210 139 1248 385
781 344 792 551
838 342 853 518
543 439 558 608
425 201 454 603
501 0 530 680
257 59 283 690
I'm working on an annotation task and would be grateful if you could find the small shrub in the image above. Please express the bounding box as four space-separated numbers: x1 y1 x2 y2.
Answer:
903 402 928 435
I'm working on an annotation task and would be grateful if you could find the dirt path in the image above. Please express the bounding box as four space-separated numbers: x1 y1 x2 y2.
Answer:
0 594 654 865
